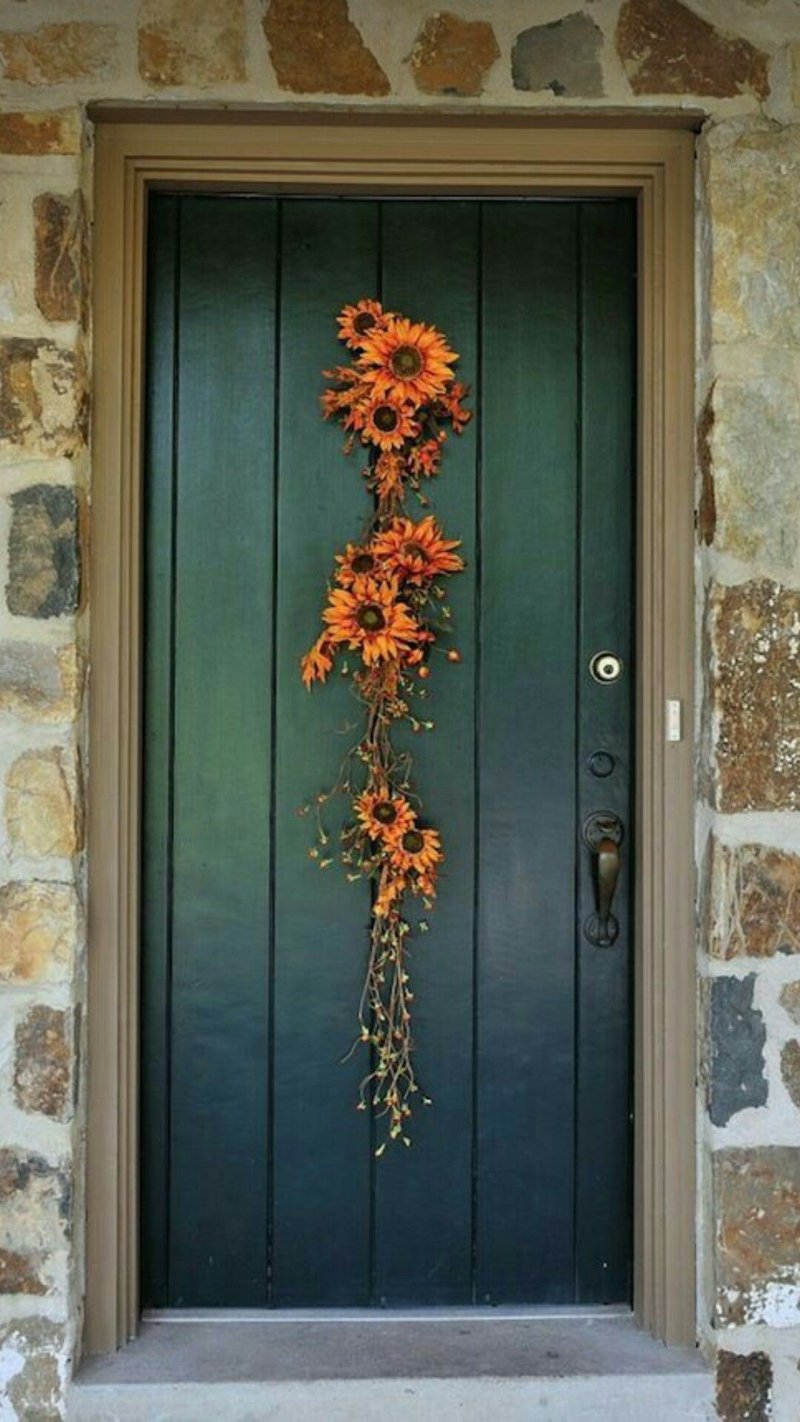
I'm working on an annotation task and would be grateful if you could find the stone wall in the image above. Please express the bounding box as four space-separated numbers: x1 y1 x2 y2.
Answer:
0 0 798 1417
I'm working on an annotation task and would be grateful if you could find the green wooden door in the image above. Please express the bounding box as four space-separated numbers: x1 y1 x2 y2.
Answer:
141 194 635 1309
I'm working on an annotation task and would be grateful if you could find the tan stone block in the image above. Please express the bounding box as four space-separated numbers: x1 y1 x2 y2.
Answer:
263 0 389 96
0 642 84 724
0 22 117 85
0 881 77 985
409 13 499 98
0 1248 46 1296
0 174 39 324
0 1316 63 1417
0 111 79 157
706 840 800 960
5 748 81 859
705 361 800 568
713 1147 800 1326
703 123 800 349
708 581 800 812
616 0 769 98
34 192 87 325
13 1005 71 1122
779 980 800 1024
139 0 246 87
0 1149 69 1298
0 338 88 457
0 1317 64 1419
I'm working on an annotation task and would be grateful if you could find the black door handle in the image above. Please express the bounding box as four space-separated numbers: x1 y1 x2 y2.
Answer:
582 812 624 946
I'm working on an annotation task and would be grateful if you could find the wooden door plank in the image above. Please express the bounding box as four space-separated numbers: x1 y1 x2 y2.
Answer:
373 200 479 1305
575 201 636 1304
140 193 178 1308
476 202 579 1304
168 196 276 1305
271 200 375 1305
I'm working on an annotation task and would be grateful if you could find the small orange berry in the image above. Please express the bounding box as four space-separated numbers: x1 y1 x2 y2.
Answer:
447 649 461 663
418 665 430 680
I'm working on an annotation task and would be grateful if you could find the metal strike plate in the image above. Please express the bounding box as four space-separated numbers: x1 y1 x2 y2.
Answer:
590 651 623 684
666 698 682 742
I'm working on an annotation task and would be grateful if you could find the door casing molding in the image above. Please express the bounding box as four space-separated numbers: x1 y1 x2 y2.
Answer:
87 111 696 1354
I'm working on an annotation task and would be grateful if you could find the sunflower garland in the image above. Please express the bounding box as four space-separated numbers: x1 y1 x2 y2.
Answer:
300 299 470 1152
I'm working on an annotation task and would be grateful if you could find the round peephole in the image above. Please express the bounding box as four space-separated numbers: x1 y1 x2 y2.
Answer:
589 651 623 684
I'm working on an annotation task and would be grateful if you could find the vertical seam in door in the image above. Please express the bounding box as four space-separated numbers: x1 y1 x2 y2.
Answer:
470 200 484 1305
572 202 584 1305
164 195 182 1305
266 198 283 1307
368 198 383 1308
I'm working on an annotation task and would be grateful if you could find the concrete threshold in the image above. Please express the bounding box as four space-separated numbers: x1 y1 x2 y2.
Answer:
69 1312 714 1421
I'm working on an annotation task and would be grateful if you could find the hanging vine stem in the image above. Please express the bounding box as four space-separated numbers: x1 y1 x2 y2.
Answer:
300 300 470 1152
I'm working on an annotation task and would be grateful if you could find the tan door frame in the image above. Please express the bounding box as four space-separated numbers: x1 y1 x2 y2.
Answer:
87 109 696 1354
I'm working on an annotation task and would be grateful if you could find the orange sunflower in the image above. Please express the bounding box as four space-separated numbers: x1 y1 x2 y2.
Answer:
389 825 443 878
372 515 464 585
335 542 380 587
355 789 415 842
300 634 335 689
337 299 389 351
360 394 418 452
322 576 420 666
359 316 457 405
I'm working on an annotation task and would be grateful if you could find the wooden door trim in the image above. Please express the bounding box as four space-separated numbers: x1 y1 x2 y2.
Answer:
87 115 695 1353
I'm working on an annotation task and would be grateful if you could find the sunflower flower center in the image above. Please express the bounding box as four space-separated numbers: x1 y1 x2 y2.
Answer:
391 345 424 379
351 552 375 574
373 404 399 433
401 542 427 561
373 800 397 826
401 829 425 854
353 311 377 335
357 603 386 633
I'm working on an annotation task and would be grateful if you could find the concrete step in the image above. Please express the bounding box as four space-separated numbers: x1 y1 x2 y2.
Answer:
69 1314 715 1421
69 1373 715 1421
